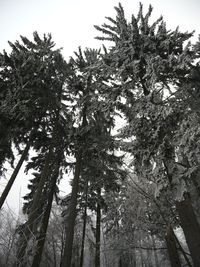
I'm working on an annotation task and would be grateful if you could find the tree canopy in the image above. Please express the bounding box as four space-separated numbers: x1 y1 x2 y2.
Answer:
0 3 200 267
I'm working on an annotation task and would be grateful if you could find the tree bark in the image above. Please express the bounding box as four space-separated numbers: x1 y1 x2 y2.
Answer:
61 74 90 267
31 161 60 267
173 231 192 267
165 225 181 267
95 188 101 267
61 150 82 267
0 142 30 209
79 180 88 267
16 143 54 266
176 197 200 267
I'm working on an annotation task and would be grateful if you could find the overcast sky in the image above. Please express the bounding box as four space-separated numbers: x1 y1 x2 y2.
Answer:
0 0 200 215
1 0 200 58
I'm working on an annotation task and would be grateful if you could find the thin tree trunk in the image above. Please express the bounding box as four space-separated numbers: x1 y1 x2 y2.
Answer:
95 188 101 267
79 180 89 267
165 225 181 267
61 74 90 267
16 143 54 266
176 197 200 267
0 142 30 209
163 156 200 266
31 159 60 267
173 231 192 267
61 150 82 267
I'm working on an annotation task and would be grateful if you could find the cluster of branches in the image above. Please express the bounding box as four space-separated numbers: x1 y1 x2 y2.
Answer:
1 2 200 267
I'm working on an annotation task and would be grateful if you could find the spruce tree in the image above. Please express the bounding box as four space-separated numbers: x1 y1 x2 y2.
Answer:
94 3 200 266
0 32 70 210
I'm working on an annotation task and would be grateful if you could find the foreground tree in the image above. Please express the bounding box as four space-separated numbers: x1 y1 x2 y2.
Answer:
0 32 70 210
1 2 200 266
5 33 73 266
61 48 105 267
95 3 200 266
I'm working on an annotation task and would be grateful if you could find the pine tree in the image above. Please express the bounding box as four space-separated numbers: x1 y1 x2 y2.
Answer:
6 33 73 266
61 47 125 266
94 3 200 266
0 32 70 210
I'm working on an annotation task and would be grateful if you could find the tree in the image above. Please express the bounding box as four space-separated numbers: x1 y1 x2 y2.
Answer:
0 32 70 210
1 3 200 266
61 47 104 267
0 142 30 209
94 3 200 266
7 33 73 266
61 47 125 266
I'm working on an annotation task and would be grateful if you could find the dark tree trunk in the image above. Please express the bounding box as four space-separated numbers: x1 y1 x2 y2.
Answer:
61 94 88 267
31 161 60 267
176 197 200 267
165 225 181 267
16 144 54 266
79 180 89 267
61 150 82 267
95 188 101 267
0 142 30 210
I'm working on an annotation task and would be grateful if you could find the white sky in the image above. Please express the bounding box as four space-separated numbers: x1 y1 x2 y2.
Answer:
0 0 200 215
1 0 200 57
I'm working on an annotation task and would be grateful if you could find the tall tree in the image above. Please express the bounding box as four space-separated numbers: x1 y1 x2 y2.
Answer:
11 33 72 266
0 32 70 210
61 47 124 266
94 3 200 265
61 48 100 267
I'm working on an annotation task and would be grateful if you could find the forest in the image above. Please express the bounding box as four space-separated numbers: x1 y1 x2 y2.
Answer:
0 3 200 267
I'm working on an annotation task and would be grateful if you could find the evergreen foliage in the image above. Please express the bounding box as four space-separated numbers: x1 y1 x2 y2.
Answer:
0 3 200 267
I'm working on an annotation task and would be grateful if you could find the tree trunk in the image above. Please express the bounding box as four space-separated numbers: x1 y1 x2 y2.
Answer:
61 79 89 267
95 188 101 267
173 231 192 267
16 143 54 266
80 180 89 267
165 225 181 267
31 160 60 267
61 150 82 267
0 142 30 209
176 197 200 267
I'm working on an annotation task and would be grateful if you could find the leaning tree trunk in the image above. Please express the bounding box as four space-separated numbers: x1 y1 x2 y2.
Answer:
31 159 61 267
0 142 30 210
165 225 181 267
61 150 82 267
173 230 193 267
16 143 54 266
31 133 64 266
80 179 89 267
176 196 200 267
95 188 101 267
163 154 200 266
